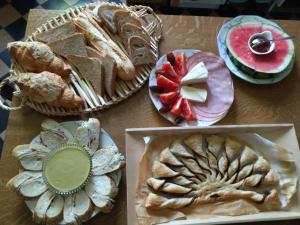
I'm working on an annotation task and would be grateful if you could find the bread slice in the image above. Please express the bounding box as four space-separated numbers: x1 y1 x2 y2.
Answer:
40 131 68 149
75 118 100 156
41 119 74 142
36 21 76 43
33 190 57 224
128 35 154 66
97 3 122 34
48 33 87 57
85 175 116 213
66 54 104 96
12 144 50 171
18 175 47 198
6 171 47 198
63 190 93 224
33 191 64 224
120 22 149 46
113 9 141 34
92 146 125 175
40 119 75 148
86 46 117 98
108 170 122 187
45 195 64 225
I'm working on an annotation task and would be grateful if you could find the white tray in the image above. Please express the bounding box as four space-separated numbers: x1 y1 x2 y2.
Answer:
126 124 300 225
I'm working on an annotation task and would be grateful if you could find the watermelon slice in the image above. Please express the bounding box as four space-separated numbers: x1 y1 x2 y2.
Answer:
226 22 295 79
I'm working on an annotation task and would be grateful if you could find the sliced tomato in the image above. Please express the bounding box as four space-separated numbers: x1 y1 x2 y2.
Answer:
159 104 172 113
162 62 180 83
156 74 179 91
159 91 179 105
170 97 183 117
174 52 187 77
182 98 196 121
155 69 166 76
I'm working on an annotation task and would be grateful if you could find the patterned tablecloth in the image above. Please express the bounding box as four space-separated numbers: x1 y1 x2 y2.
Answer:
0 0 121 155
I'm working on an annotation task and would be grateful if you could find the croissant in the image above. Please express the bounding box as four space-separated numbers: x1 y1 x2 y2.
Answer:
7 41 71 77
16 71 83 108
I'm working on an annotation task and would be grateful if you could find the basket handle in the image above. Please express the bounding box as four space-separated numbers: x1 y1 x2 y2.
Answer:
0 76 26 111
129 5 163 43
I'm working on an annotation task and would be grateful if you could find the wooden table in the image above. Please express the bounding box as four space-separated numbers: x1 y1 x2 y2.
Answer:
0 9 300 225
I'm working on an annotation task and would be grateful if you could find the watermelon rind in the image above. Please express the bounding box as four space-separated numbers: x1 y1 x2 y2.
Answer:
225 22 295 79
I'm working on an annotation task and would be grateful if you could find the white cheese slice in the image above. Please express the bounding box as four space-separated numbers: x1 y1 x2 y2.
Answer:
180 86 207 103
181 62 208 85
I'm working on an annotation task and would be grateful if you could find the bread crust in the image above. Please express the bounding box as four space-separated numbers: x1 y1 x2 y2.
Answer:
128 35 154 66
113 9 141 35
36 21 77 44
119 22 149 48
66 54 105 96
86 46 117 98
97 3 123 33
48 33 88 58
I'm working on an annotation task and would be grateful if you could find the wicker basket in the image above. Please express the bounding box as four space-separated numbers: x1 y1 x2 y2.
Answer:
0 2 162 116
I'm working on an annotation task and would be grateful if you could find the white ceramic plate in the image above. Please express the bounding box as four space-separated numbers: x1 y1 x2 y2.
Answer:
217 15 295 85
25 120 121 225
149 49 232 127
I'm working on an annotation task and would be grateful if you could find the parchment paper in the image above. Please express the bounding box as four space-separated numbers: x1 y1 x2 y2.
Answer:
135 133 298 225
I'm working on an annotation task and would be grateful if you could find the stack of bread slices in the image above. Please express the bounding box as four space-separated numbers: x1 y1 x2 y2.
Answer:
97 3 154 66
36 22 116 98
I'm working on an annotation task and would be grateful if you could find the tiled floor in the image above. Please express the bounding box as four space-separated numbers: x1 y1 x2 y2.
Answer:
0 0 123 155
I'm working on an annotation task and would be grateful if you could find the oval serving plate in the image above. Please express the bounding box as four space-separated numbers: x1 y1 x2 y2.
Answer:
217 15 295 85
24 120 121 224
149 49 234 127
1 2 162 116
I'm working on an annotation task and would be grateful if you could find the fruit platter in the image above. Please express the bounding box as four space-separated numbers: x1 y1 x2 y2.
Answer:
217 15 295 84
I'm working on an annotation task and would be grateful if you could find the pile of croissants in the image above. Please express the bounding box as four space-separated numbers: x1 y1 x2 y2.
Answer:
8 41 82 108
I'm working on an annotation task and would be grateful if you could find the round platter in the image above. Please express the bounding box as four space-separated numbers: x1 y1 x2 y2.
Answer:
217 15 295 85
24 120 121 224
0 2 162 115
149 49 234 127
